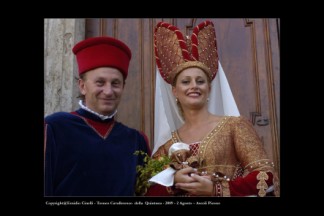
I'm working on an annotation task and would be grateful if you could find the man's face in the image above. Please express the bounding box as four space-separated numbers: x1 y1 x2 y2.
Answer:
79 67 124 116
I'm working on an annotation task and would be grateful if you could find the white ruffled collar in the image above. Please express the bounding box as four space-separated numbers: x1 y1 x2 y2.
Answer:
78 100 117 120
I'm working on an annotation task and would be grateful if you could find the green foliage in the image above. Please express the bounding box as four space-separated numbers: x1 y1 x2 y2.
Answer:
134 150 172 196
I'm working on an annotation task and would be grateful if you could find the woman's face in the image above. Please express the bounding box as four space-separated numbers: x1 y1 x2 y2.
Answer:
172 67 211 110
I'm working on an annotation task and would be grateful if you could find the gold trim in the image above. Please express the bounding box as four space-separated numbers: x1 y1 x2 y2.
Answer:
199 116 228 166
221 181 230 197
256 171 269 197
171 61 211 85
244 158 273 170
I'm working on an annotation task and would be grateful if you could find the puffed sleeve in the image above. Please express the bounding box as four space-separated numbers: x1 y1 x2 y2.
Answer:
227 116 279 197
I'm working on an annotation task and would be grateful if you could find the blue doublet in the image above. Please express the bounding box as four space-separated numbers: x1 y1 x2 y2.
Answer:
44 109 149 196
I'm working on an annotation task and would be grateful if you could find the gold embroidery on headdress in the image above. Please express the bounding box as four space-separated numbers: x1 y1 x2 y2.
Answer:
154 20 219 85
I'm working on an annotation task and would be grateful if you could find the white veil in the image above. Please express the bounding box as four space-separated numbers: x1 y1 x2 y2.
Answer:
153 61 240 154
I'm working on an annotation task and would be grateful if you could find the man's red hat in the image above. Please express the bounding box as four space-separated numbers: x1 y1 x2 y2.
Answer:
72 36 132 79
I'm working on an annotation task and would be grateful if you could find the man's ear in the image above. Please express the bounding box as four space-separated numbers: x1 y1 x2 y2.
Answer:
78 78 86 95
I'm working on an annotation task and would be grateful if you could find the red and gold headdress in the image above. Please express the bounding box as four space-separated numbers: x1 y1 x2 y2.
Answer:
154 20 218 85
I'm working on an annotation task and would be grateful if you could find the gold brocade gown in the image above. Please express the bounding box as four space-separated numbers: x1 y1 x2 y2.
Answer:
153 116 280 197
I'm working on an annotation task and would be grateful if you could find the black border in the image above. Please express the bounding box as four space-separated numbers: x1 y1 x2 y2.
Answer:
20 17 288 210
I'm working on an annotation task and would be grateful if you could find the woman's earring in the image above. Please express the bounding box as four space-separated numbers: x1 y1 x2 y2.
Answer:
176 98 178 102
207 98 210 102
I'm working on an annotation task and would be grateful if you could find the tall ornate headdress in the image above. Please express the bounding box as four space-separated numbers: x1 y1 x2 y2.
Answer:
154 20 218 85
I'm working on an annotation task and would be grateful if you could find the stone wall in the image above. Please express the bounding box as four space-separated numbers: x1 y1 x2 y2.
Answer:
44 19 85 117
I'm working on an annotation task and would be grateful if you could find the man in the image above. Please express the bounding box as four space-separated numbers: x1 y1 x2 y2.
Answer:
44 36 150 196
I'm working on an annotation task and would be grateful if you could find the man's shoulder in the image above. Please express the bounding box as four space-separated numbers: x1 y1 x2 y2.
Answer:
115 122 146 137
115 122 139 133
44 112 76 124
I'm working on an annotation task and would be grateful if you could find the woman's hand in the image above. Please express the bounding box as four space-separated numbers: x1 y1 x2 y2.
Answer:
175 173 214 196
174 167 197 184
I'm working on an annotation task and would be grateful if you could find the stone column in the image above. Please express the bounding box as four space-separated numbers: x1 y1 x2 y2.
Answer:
44 18 85 117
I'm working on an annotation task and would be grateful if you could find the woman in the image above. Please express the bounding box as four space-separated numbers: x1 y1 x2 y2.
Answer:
146 20 279 197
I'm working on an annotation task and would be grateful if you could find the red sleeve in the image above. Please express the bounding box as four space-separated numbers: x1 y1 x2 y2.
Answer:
145 184 171 196
229 171 273 196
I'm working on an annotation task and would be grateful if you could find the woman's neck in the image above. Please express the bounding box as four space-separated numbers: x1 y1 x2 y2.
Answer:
183 108 212 128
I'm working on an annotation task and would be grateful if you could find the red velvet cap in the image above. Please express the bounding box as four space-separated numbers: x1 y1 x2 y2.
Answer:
72 36 132 79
